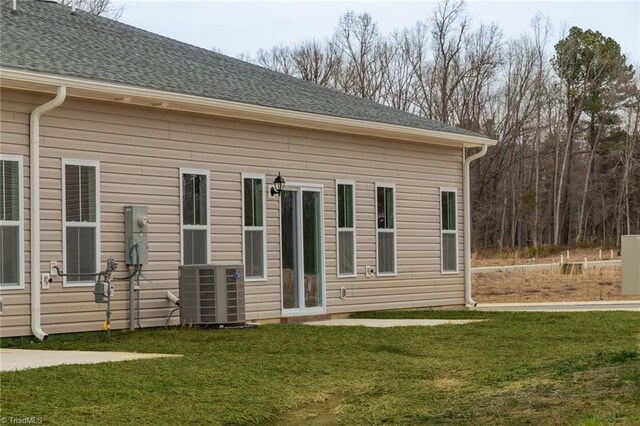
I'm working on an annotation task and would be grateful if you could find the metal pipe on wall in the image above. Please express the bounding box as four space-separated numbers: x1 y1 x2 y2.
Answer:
129 266 135 331
463 143 489 308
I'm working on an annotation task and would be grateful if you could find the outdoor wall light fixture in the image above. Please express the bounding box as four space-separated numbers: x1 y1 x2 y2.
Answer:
270 172 286 196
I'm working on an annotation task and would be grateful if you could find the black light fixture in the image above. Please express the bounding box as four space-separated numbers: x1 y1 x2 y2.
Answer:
270 172 286 197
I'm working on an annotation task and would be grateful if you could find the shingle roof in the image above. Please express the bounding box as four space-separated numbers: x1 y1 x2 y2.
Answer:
0 0 488 140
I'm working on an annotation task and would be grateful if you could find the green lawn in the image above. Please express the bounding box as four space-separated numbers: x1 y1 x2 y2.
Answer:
1 311 639 425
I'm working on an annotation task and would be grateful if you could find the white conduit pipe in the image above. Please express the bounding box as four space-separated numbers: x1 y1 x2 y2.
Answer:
166 291 179 306
30 86 67 341
463 143 488 308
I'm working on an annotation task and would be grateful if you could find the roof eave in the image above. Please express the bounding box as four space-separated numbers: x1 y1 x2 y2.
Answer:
0 67 497 148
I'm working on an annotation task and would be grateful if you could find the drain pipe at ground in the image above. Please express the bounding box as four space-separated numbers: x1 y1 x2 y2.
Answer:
30 86 67 341
166 291 179 306
463 143 488 308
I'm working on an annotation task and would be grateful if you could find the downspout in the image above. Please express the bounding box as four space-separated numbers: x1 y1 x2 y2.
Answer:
30 86 67 341
463 143 488 308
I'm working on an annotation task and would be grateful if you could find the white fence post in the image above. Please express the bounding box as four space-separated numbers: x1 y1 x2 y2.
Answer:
584 256 588 269
560 254 564 264
567 250 570 260
599 249 602 260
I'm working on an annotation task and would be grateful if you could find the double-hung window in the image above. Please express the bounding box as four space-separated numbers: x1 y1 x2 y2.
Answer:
180 169 210 265
375 183 396 276
242 174 266 280
0 155 24 289
440 188 458 273
336 180 356 277
63 159 100 286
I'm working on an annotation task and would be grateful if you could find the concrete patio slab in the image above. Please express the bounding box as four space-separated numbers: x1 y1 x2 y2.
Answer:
304 318 482 327
0 349 181 372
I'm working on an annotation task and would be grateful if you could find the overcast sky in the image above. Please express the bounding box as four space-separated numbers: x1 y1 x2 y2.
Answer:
112 0 640 64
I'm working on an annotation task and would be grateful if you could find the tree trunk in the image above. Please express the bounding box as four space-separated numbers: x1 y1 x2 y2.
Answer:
576 120 603 243
554 90 582 246
554 131 573 245
498 183 508 251
533 114 540 248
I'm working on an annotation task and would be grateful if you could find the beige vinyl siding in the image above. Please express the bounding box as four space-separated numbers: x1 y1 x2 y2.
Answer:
0 88 464 337
0 97 32 337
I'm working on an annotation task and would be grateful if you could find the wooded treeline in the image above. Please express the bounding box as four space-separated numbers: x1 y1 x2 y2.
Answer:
250 0 640 250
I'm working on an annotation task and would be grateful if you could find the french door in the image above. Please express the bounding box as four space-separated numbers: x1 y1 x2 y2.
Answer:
280 185 325 315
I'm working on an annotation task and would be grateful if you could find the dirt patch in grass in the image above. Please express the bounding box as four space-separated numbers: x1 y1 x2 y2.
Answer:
474 266 640 303
474 354 640 424
433 377 464 392
275 392 343 425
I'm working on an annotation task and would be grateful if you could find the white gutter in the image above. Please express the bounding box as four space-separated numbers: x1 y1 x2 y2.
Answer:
1 68 497 149
463 144 489 308
30 86 67 341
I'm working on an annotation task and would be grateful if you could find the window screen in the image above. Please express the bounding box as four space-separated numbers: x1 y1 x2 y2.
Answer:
337 182 355 276
0 160 19 222
0 159 21 287
64 161 99 284
441 190 458 273
376 184 395 275
182 171 209 265
243 176 265 279
0 160 22 287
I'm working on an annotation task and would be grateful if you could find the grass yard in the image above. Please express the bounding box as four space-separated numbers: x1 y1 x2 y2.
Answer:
1 311 640 425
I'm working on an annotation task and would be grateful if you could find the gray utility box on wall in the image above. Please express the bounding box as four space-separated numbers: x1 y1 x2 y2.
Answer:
124 205 149 265
179 264 245 325
622 235 640 295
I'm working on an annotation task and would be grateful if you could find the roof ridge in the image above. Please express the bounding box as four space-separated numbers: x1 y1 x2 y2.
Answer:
0 0 491 141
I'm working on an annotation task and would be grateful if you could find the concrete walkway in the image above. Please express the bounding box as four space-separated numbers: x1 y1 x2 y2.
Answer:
474 301 640 312
0 349 181 372
304 318 482 327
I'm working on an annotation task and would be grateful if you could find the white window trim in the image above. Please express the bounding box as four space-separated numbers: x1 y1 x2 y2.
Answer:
0 154 25 290
278 182 327 316
335 179 357 278
62 158 101 287
241 173 267 282
440 187 459 275
375 182 397 277
179 168 211 265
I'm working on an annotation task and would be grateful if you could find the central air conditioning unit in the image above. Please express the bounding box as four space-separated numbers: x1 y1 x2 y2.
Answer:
178 263 245 326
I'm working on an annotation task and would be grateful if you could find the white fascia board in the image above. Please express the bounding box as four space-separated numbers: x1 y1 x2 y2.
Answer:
0 67 498 148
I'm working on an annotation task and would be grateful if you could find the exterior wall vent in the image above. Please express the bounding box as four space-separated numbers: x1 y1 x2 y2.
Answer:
178 264 245 326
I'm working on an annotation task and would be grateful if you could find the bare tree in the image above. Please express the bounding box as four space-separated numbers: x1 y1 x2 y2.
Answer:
291 40 342 87
251 2 640 250
256 46 295 76
622 81 640 235
59 0 124 20
333 11 385 101
429 0 468 124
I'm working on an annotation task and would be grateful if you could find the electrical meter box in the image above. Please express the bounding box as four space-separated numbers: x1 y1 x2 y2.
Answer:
124 205 149 265
621 235 640 295
94 281 111 303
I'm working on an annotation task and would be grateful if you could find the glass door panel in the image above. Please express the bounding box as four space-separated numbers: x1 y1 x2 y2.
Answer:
281 189 299 310
302 190 322 309
280 186 324 313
